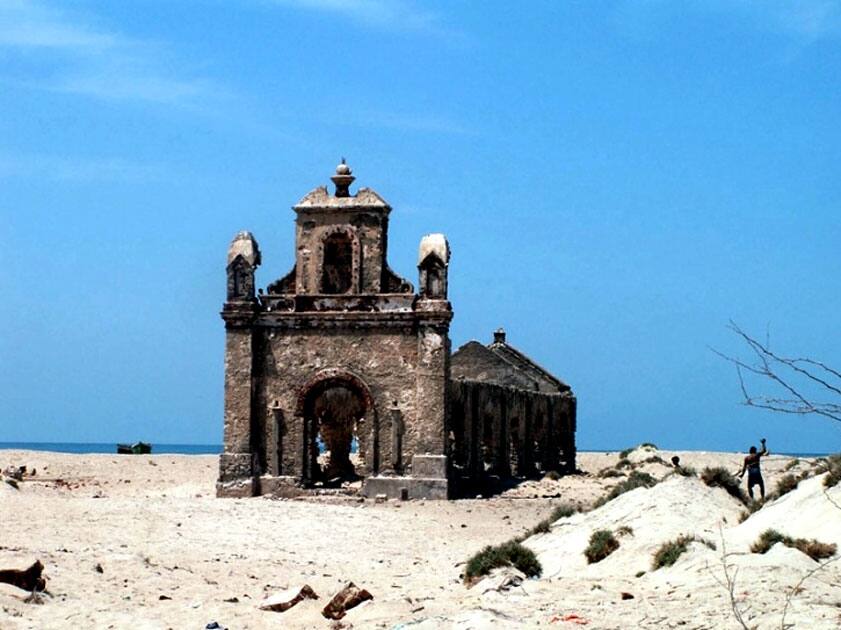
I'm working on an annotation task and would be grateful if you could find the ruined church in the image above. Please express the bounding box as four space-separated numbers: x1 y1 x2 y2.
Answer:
217 162 576 499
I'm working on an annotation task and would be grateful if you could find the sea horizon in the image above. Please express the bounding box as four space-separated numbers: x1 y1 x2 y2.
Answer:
0 441 832 458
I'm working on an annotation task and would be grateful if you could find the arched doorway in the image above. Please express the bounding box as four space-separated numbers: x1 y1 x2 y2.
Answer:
298 372 375 485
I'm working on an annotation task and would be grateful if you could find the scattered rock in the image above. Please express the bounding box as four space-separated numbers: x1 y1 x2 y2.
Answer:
259 584 319 612
322 582 373 620
158 595 172 601
94 563 104 574
375 494 388 503
223 596 239 603
621 591 635 600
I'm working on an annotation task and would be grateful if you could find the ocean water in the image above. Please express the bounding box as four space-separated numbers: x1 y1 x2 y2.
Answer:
0 443 830 457
0 442 222 455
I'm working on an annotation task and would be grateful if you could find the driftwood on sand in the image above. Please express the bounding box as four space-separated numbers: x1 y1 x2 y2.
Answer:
0 560 47 592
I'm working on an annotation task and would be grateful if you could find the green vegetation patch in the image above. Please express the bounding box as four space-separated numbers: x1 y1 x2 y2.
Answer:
593 470 658 508
774 473 800 498
518 503 580 540
750 529 837 561
700 466 749 505
464 540 542 583
821 454 841 489
652 535 716 569
549 503 578 521
673 465 697 477
652 535 693 569
584 529 620 564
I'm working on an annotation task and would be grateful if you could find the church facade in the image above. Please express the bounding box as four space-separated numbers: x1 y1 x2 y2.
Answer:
217 162 576 499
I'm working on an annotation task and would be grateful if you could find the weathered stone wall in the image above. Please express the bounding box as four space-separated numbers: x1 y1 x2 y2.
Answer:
293 209 388 295
449 379 576 479
253 326 425 480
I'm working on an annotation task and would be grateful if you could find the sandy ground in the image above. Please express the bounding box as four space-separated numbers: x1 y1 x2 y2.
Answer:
0 448 839 629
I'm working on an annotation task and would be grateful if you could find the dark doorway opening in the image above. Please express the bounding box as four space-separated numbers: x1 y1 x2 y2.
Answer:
305 381 366 484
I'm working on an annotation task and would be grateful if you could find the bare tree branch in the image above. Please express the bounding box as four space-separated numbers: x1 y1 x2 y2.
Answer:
712 322 841 423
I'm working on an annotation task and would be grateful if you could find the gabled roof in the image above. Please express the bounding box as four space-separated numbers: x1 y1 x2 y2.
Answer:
488 339 571 394
451 341 539 390
452 335 572 394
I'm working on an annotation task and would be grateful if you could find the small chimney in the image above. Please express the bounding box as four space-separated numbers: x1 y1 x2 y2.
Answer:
493 328 506 344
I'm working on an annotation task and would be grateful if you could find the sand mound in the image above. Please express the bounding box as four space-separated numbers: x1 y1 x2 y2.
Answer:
527 475 744 578
730 473 841 548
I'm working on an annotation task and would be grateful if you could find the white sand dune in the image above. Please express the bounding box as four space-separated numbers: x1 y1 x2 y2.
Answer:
1 448 839 629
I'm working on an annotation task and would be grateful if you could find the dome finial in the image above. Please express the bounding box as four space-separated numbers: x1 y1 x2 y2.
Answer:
332 158 354 196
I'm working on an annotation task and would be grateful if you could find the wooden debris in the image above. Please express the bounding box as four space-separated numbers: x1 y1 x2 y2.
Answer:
0 560 47 592
322 582 373 620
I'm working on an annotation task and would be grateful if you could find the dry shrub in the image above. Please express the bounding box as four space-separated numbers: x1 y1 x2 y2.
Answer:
750 529 837 561
642 455 667 466
615 458 634 470
619 447 634 459
701 467 749 506
652 535 716 570
774 474 800 498
593 470 657 508
598 468 624 479
673 465 697 477
821 454 841 489
464 540 542 582
549 503 578 521
652 535 693 569
519 503 579 540
585 529 619 564
543 470 561 481
783 459 800 472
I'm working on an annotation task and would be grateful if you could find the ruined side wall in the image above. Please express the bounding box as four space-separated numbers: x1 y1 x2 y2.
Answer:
448 379 576 479
253 327 423 480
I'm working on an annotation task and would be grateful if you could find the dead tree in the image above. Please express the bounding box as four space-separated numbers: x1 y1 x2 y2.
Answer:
714 321 841 423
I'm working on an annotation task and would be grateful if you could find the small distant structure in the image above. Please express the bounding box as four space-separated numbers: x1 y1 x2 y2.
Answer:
117 442 152 455
217 161 576 499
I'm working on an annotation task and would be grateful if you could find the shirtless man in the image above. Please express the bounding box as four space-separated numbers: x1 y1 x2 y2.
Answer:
738 438 768 500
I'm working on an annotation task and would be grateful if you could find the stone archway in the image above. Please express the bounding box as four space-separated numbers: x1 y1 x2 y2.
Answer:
297 370 376 484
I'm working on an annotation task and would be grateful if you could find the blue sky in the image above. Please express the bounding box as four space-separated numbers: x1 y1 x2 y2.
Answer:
1 0 840 452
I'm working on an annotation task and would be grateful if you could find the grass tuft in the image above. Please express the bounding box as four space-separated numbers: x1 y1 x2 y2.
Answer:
673 465 697 477
700 467 749 505
774 473 800 498
652 535 693 569
597 468 625 479
640 442 658 449
549 503 578 521
821 454 841 489
593 471 657 508
783 459 800 472
750 529 837 561
584 529 620 564
652 535 716 569
618 447 633 459
464 540 542 583
642 455 667 466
